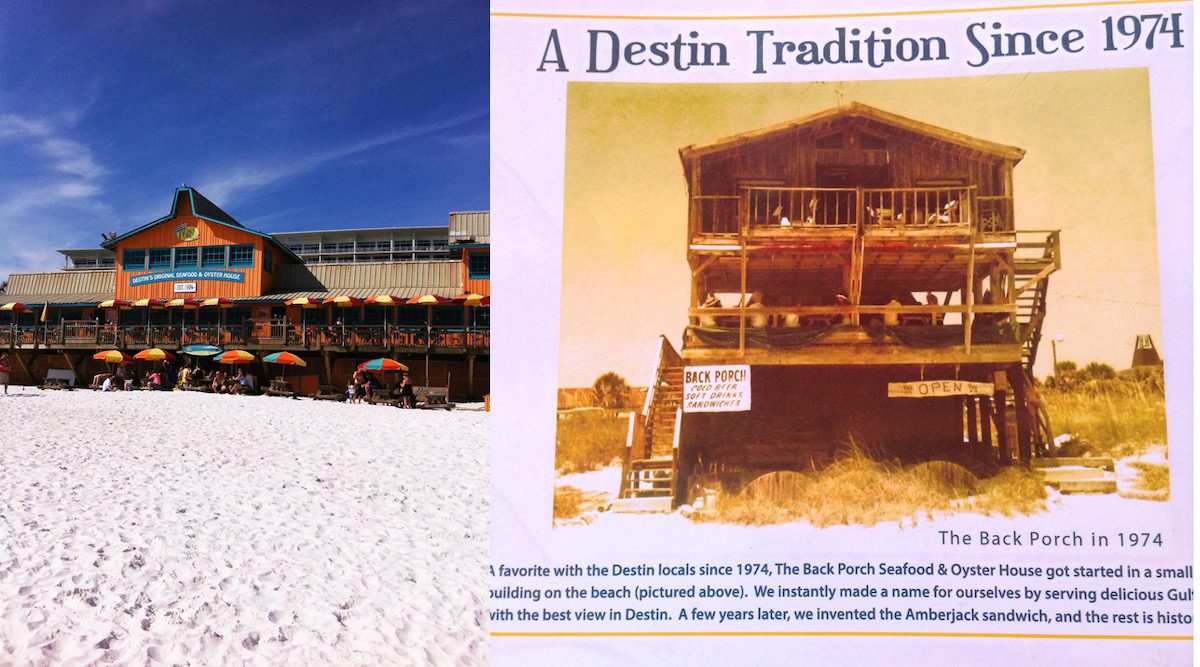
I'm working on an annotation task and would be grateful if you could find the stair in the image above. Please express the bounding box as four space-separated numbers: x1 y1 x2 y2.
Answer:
618 338 684 507
1012 232 1059 370
1033 457 1117 494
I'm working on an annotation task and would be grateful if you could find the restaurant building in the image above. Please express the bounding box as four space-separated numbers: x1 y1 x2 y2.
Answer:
0 187 490 398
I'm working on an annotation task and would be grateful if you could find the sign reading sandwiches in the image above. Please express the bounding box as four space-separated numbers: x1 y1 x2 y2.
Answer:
683 364 751 412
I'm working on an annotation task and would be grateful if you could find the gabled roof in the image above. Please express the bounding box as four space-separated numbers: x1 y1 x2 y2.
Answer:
101 187 303 264
679 102 1026 164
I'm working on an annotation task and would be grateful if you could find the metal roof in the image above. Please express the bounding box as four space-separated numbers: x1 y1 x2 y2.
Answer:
0 259 468 305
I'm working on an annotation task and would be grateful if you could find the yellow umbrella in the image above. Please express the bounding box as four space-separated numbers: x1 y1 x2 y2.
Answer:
98 299 131 310
93 349 133 364
0 302 27 312
134 348 175 362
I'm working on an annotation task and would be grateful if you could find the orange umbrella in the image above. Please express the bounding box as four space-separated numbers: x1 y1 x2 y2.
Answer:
216 349 255 364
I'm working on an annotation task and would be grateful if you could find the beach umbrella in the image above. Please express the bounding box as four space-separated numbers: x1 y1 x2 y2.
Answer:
287 297 322 329
0 302 27 312
131 298 164 325
165 298 199 309
200 297 233 308
93 349 133 364
263 350 306 384
134 348 175 362
323 296 364 307
365 294 404 327
182 344 223 356
98 299 131 310
406 294 449 384
216 349 255 364
263 351 307 367
451 293 486 306
358 358 408 372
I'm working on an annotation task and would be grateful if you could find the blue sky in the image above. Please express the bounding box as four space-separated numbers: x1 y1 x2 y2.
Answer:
0 1 488 278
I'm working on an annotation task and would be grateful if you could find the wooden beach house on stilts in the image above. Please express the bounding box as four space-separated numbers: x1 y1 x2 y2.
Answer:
619 103 1061 508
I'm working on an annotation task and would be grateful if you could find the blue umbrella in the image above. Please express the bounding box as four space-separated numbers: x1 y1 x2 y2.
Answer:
182 344 223 357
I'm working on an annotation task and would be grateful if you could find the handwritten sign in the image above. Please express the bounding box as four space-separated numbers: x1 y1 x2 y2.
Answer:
888 380 995 398
683 364 751 413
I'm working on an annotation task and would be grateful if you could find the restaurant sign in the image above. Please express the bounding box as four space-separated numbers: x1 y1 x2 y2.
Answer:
173 282 197 293
888 380 995 398
683 364 751 413
130 270 245 287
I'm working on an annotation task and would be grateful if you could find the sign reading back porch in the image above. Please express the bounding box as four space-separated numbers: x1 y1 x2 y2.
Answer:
683 364 751 413
888 380 995 398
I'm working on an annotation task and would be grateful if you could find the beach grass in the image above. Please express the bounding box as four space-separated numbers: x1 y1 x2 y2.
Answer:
552 484 611 521
693 453 1046 527
1041 381 1166 458
555 410 628 474
1128 461 1169 494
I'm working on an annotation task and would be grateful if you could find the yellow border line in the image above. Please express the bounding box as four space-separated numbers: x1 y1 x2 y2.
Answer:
492 0 1191 20
493 630 1192 640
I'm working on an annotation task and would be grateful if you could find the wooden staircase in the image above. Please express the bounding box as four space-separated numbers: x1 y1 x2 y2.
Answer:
1012 230 1061 370
616 337 684 511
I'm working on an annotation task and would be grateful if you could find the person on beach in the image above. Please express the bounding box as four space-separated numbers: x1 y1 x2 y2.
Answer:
361 372 373 400
399 372 415 408
0 353 10 394
211 369 225 394
101 375 114 392
229 368 245 394
351 369 366 404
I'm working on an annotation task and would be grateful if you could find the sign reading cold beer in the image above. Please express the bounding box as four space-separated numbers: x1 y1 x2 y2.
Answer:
129 270 245 287
683 364 751 413
888 380 995 398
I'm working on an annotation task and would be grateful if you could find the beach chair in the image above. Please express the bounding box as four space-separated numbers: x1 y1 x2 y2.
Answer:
414 386 455 410
367 388 400 407
265 378 300 398
313 384 346 401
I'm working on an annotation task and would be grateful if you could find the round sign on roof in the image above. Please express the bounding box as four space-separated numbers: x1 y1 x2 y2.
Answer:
175 223 199 241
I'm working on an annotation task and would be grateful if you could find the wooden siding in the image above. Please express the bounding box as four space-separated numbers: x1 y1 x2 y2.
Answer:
694 120 1009 200
114 213 269 300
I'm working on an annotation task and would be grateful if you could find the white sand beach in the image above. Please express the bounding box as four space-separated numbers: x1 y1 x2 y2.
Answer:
0 387 487 665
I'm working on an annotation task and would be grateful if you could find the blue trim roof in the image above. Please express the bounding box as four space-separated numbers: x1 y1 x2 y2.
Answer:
101 187 304 265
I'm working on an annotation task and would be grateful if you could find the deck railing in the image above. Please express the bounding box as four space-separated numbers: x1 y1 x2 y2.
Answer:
0 321 491 353
695 185 999 234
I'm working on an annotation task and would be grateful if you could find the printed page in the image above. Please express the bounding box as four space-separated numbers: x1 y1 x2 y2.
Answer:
490 1 1193 663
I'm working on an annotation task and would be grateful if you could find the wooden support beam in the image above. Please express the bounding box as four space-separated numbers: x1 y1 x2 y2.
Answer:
964 232 975 353
1012 364 1032 465
1012 263 1056 298
13 353 31 384
980 397 994 454
965 397 979 448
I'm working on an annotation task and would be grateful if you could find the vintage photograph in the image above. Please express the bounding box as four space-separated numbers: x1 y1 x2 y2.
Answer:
553 72 1167 528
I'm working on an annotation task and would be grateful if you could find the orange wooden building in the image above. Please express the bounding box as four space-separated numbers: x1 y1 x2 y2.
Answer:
0 187 490 399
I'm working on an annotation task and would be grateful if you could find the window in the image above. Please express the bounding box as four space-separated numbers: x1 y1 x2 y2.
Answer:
201 246 226 268
468 252 490 279
122 249 146 271
228 244 254 268
263 248 273 273
174 247 198 268
148 248 172 270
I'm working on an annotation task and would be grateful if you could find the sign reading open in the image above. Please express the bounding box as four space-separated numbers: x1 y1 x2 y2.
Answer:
888 380 995 398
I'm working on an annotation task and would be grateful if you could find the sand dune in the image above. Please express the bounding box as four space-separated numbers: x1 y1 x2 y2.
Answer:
0 387 487 665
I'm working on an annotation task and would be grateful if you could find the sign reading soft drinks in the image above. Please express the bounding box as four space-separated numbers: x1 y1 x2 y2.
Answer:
683 364 751 413
129 270 245 287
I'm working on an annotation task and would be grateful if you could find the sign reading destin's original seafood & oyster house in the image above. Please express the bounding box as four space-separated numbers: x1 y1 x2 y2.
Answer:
129 270 246 287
